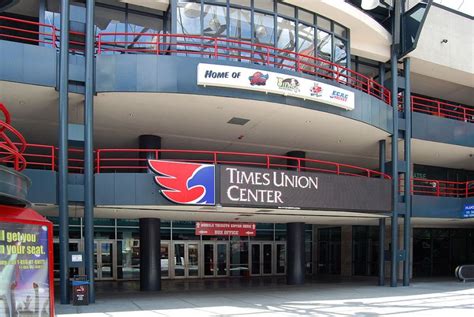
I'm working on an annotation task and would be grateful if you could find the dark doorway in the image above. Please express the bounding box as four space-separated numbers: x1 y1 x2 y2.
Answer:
317 227 341 275
352 226 379 276
413 228 474 277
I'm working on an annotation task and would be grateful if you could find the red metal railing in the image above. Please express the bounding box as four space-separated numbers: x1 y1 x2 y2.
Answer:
0 15 57 47
2 141 474 198
0 103 27 171
411 178 474 198
95 148 390 179
97 32 391 104
3 17 474 124
0 142 84 172
411 95 474 123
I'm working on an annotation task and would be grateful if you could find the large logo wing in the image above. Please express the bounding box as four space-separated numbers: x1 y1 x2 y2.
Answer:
148 160 214 204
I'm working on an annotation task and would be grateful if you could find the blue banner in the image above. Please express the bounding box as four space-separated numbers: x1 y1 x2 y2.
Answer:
462 204 474 218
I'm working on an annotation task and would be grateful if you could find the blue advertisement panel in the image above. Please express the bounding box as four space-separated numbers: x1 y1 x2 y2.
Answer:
462 204 474 219
0 222 51 316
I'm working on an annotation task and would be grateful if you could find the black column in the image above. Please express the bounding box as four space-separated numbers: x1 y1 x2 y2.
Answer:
139 135 161 172
286 151 305 170
139 218 161 291
287 222 305 285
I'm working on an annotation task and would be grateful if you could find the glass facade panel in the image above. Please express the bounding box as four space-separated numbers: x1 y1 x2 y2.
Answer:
203 4 227 37
334 37 347 66
177 1 202 35
254 0 274 11
254 12 275 46
230 240 249 276
276 17 296 70
278 3 295 18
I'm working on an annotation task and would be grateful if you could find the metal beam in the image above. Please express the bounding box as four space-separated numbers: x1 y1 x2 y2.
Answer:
378 139 386 286
58 0 70 305
403 57 412 286
84 0 95 303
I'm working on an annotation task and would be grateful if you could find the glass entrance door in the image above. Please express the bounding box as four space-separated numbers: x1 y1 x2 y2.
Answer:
275 242 286 275
161 241 170 279
250 242 273 276
203 242 229 277
94 240 116 280
172 242 200 278
53 239 82 280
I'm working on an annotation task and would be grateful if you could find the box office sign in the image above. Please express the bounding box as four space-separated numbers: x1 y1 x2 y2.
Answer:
197 63 355 111
219 166 391 212
195 222 256 236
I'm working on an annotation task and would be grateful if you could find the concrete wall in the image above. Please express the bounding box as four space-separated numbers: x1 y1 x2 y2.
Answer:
409 5 474 88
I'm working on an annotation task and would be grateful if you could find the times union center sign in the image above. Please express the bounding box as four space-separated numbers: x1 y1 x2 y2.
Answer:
219 166 391 212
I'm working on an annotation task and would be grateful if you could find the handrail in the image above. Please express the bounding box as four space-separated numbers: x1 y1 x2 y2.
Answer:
411 95 474 123
96 32 391 105
95 148 391 179
411 177 474 198
0 103 27 171
0 15 57 48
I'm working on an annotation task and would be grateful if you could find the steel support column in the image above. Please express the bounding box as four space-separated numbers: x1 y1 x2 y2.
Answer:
378 139 386 286
58 0 70 304
84 0 95 303
390 0 401 288
403 57 412 286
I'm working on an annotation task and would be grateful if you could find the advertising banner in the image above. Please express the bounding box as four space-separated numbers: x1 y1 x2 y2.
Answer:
219 165 391 212
197 63 355 110
0 222 51 316
462 204 474 218
195 222 256 236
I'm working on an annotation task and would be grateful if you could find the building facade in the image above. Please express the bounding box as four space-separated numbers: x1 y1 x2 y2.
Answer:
0 0 473 304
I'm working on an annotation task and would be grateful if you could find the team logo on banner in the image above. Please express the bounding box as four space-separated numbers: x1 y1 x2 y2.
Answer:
277 77 300 93
249 71 269 86
148 160 215 205
310 83 323 97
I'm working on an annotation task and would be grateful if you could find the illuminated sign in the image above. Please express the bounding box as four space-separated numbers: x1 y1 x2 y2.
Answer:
0 222 52 316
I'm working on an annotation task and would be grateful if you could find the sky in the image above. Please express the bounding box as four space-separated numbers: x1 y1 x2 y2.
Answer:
434 0 474 16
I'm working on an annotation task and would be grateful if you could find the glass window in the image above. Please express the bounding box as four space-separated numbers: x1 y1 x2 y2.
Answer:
230 0 250 6
317 29 332 61
278 3 295 18
334 37 347 66
177 1 202 35
254 12 274 45
277 17 296 51
334 23 347 38
317 16 331 31
203 4 227 37
230 240 249 276
298 23 316 74
229 7 251 40
299 10 314 24
254 0 274 11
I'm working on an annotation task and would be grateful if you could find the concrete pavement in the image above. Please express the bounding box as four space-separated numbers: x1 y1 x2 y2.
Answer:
56 280 474 316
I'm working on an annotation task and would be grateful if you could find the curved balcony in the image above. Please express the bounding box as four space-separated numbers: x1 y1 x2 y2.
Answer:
1 16 473 125
96 33 391 105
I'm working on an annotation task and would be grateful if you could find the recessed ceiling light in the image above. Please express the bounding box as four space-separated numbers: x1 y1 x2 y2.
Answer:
228 117 250 125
